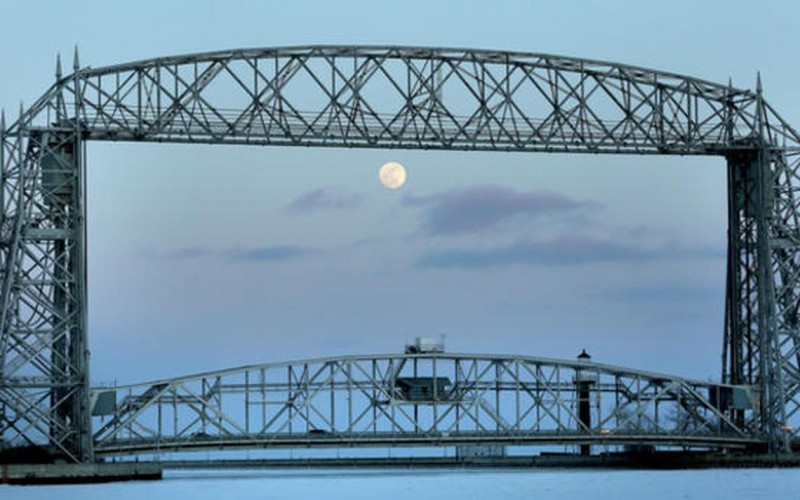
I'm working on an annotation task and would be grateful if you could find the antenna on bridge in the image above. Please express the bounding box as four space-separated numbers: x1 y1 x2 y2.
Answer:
725 78 734 141
1 109 5 135
73 45 80 71
55 53 62 80
754 72 765 135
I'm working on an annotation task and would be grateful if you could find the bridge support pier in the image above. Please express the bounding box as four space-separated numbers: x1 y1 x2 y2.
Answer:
1 462 161 485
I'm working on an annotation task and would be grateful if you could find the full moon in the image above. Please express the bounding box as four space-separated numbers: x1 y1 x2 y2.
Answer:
378 161 407 189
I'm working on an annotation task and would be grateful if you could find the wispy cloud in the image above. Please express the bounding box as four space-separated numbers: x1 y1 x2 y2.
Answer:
403 184 598 236
594 285 720 303
416 236 724 270
286 188 365 214
158 246 212 260
227 245 318 262
147 245 319 263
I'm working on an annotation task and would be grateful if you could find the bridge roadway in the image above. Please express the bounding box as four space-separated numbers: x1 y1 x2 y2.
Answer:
90 352 769 457
95 430 762 457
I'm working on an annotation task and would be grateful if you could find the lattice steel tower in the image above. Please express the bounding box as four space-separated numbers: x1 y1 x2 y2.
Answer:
1 46 800 462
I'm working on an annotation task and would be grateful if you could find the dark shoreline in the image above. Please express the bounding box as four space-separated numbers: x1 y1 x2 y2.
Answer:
159 452 800 471
6 452 800 485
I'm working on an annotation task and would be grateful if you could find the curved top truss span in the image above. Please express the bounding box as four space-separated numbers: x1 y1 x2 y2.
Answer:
108 352 728 391
7 45 800 154
90 353 763 457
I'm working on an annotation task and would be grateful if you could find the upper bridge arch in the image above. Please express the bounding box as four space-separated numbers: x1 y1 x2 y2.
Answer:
10 45 800 153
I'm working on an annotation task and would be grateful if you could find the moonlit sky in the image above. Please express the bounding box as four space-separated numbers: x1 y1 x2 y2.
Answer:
2 1 800 384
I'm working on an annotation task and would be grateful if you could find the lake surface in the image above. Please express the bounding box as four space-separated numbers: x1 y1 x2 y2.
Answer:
4 468 798 499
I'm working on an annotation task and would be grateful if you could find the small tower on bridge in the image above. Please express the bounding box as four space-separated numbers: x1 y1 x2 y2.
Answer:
575 349 596 456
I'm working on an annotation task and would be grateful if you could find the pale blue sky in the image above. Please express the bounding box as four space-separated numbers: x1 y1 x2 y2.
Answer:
2 0 799 383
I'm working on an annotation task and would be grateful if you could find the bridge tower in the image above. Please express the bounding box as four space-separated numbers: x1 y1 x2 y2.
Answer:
0 52 92 462
722 77 798 452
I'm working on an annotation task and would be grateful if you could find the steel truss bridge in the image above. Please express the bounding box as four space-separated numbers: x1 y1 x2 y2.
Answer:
2 46 800 464
90 353 762 458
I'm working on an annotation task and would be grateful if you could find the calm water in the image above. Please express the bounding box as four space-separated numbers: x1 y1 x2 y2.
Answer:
5 468 798 499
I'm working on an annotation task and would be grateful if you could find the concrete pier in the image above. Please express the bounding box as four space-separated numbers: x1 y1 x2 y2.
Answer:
1 462 162 485
161 452 800 471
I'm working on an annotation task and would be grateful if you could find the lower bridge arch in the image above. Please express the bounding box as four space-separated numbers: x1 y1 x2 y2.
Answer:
90 352 766 458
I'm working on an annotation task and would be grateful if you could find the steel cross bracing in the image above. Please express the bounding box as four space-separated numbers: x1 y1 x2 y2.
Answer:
89 354 761 457
1 46 800 462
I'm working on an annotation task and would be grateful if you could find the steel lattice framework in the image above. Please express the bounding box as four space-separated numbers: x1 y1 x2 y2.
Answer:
89 354 761 457
1 46 800 463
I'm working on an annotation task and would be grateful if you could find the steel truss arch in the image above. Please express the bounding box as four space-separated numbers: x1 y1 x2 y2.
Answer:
2 46 800 462
90 353 760 457
7 46 800 153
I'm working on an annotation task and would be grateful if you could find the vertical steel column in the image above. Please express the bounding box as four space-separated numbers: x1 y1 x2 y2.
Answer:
724 151 760 393
724 146 785 451
0 53 92 463
73 53 92 462
0 125 92 462
45 125 92 461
